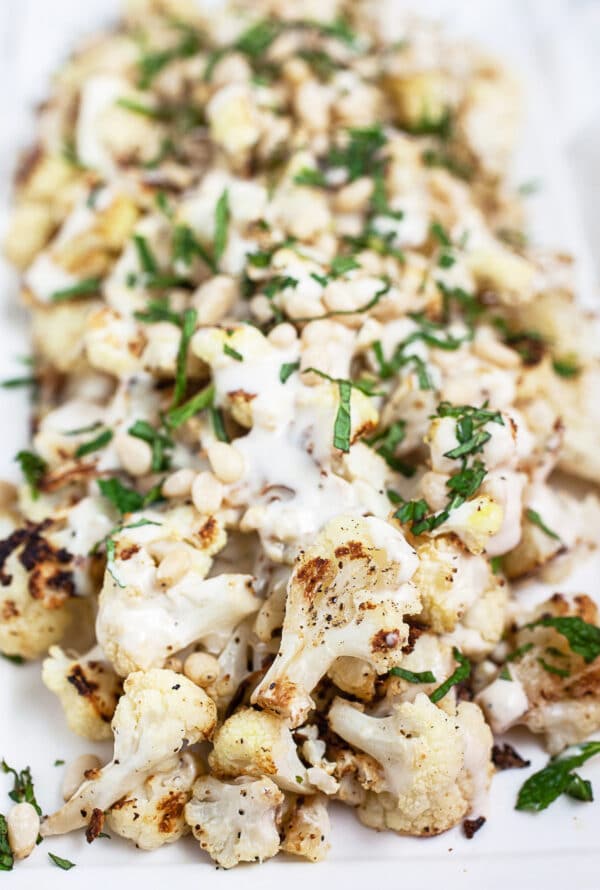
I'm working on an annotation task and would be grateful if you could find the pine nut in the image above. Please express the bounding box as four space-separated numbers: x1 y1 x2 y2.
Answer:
333 177 374 213
207 442 244 484
191 472 224 514
62 753 102 801
115 432 152 477
164 656 184 673
192 276 237 325
156 545 192 586
162 468 196 498
7 802 40 860
183 652 219 688
267 323 297 349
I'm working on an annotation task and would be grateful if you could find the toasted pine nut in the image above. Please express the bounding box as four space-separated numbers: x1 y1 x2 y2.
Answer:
183 652 220 688
7 802 40 860
192 276 237 325
207 443 244 484
267 323 297 349
162 468 196 498
191 472 224 515
115 433 152 477
156 545 192 586
62 753 102 802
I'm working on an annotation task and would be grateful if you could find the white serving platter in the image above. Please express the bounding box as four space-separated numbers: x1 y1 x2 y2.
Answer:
0 1 599 887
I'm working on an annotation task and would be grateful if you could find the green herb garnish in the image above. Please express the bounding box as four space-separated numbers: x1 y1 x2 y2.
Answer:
50 277 102 302
0 815 13 871
516 742 600 812
279 361 300 384
429 648 471 704
209 406 229 443
214 189 230 265
223 343 243 362
15 450 47 500
172 308 197 407
390 666 437 684
552 357 581 379
48 852 76 870
1 761 41 815
293 167 327 187
164 383 215 430
526 616 600 664
97 478 162 514
128 420 173 473
525 508 560 541
75 429 113 459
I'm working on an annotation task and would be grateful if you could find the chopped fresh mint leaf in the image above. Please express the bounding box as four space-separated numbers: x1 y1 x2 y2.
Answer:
214 189 230 265
75 429 113 459
164 383 215 430
15 450 47 500
525 508 561 541
50 276 102 302
516 742 600 812
526 616 600 665
429 648 471 704
1 760 41 815
48 852 76 870
390 666 437 684
280 361 300 384
172 308 197 407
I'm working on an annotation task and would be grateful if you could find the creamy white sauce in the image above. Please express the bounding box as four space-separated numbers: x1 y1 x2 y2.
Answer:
476 675 529 734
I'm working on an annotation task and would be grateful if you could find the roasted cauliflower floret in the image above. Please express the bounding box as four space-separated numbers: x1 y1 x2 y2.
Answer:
329 693 492 836
209 708 334 794
185 776 284 869
0 521 85 659
477 594 600 753
41 669 217 837
107 752 202 850
252 515 421 727
42 645 122 741
280 794 331 863
96 509 259 675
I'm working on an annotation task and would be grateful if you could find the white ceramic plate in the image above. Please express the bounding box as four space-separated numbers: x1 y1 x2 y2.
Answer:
1 2 599 887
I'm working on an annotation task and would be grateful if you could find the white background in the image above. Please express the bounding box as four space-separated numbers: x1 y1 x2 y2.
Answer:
0 2 599 888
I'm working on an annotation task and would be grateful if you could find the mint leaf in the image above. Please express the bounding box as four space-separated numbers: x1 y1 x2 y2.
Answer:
390 666 436 684
75 429 113 458
429 648 470 704
15 450 47 500
527 616 600 664
516 742 600 811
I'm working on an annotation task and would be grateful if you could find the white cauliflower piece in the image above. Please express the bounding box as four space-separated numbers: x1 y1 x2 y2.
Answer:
209 708 317 794
252 515 421 727
42 646 122 741
477 594 600 753
96 510 259 675
185 776 284 869
41 669 217 837
107 752 202 850
0 521 88 659
414 537 507 658
329 693 492 835
280 794 331 862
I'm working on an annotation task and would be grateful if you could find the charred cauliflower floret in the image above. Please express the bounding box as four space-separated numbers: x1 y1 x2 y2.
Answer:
280 794 331 863
42 645 122 741
209 707 336 794
107 752 202 850
96 508 259 675
185 776 284 869
0 521 86 659
477 594 600 753
252 515 421 727
329 693 492 836
41 669 216 837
